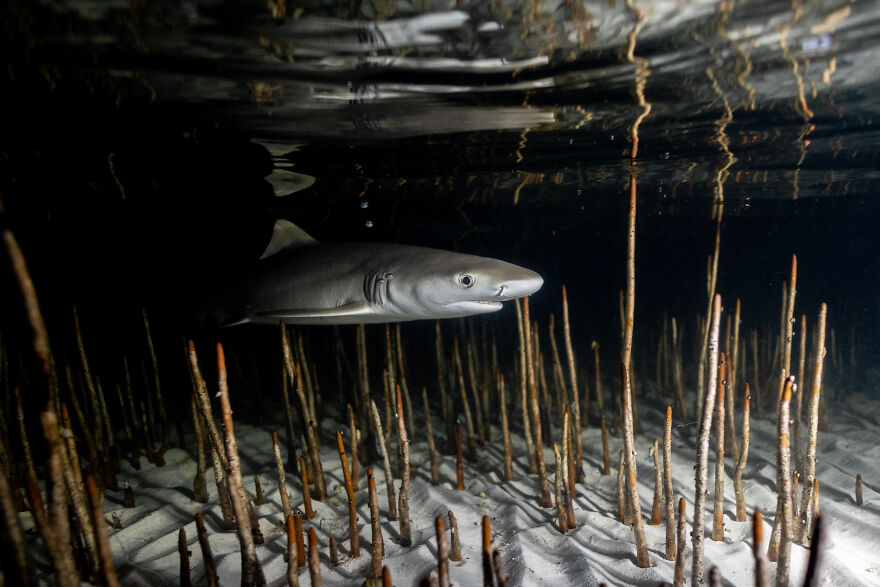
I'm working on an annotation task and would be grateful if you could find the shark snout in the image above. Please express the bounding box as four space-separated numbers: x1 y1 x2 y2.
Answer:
496 268 543 300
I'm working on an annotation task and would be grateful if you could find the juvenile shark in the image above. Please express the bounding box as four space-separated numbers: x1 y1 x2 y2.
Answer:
210 220 543 326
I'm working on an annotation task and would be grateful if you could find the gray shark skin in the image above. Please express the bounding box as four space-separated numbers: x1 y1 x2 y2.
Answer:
211 220 543 326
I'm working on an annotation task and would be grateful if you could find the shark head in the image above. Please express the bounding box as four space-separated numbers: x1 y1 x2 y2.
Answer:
381 248 544 319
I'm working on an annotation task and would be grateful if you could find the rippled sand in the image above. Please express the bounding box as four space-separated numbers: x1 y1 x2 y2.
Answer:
91 388 880 586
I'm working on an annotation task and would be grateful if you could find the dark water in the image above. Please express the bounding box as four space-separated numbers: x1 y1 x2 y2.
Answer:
2 0 879 393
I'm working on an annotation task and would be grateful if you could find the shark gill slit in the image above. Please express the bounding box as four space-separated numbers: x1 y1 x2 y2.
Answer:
363 272 377 304
376 275 386 307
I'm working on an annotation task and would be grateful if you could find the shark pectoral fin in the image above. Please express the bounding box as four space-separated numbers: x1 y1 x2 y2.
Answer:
257 301 372 319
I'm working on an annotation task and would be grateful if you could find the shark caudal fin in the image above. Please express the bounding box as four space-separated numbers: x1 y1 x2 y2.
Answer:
259 219 319 259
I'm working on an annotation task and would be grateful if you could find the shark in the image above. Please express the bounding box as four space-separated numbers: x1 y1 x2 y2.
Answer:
209 219 543 326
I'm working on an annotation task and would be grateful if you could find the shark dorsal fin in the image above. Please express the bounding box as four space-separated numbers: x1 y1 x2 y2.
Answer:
260 219 318 260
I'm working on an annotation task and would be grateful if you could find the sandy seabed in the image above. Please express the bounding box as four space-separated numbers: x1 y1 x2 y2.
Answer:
84 390 879 586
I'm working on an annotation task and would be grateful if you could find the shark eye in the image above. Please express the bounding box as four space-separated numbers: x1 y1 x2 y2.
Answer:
458 274 475 288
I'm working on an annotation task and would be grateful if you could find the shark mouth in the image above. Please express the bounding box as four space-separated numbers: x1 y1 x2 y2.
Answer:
447 300 504 313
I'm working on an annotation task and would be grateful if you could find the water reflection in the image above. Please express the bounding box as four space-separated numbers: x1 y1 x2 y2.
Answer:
16 1 878 149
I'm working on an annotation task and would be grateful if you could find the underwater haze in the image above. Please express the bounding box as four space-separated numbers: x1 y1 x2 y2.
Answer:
2 0 879 343
2 1 880 342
